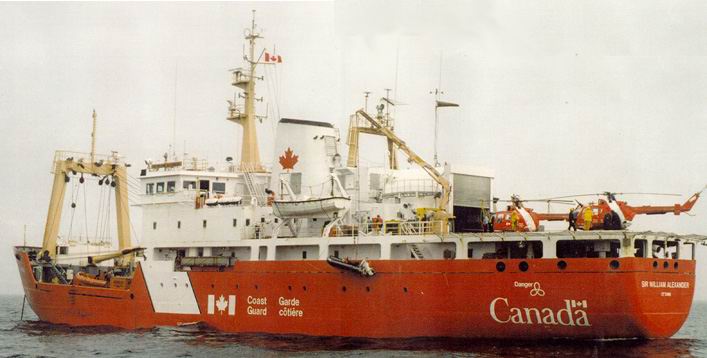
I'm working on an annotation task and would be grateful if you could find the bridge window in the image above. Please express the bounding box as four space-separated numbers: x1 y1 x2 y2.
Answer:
202 220 207 228
153 222 157 230
156 182 165 193
146 183 154 195
199 180 210 192
167 181 176 192
177 221 181 229
233 218 237 227
183 180 196 189
213 182 226 194
246 219 251 226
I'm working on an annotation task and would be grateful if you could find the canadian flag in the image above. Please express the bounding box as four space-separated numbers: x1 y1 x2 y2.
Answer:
207 294 236 315
265 52 283 63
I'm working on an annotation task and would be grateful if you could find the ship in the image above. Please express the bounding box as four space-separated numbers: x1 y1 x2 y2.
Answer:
14 12 707 340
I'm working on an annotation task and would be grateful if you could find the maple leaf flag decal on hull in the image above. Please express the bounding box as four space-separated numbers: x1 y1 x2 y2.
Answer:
207 294 236 316
279 147 299 170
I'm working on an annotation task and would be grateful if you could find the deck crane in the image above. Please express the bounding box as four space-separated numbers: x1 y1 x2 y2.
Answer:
354 109 452 234
40 110 139 268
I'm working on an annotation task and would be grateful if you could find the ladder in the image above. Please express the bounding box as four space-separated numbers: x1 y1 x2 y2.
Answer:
410 244 424 259
243 169 266 205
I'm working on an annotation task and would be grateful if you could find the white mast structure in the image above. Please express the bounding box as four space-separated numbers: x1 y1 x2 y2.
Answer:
228 10 266 172
430 53 459 168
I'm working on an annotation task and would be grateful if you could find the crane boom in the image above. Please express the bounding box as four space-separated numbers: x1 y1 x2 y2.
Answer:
355 109 452 233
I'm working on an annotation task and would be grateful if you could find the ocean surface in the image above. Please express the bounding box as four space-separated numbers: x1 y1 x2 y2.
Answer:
1 295 705 358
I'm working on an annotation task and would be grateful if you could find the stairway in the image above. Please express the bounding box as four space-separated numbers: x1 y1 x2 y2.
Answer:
410 244 424 259
243 169 266 205
48 264 68 284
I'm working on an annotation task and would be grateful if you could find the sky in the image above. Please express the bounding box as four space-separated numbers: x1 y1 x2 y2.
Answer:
0 1 705 297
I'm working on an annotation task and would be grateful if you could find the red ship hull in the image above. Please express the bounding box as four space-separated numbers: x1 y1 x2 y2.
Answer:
15 250 694 339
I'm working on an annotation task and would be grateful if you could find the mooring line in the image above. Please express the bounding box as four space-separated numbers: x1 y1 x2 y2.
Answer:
20 294 26 320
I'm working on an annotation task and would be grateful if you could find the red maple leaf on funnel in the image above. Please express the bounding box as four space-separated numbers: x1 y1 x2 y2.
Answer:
279 147 299 170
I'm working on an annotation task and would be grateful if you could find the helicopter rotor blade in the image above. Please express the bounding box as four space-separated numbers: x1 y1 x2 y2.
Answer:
546 192 681 200
521 199 576 204
544 194 603 200
610 192 681 197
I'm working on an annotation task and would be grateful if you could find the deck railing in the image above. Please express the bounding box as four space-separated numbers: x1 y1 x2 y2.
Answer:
383 178 439 197
329 220 445 237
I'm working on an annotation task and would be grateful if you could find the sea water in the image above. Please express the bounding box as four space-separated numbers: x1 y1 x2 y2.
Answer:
1 295 705 357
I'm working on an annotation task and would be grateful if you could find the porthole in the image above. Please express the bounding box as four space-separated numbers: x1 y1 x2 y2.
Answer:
519 261 529 272
652 261 658 268
174 283 178 288
303 286 307 291
610 260 620 270
160 283 164 287
342 286 347 292
674 262 679 270
255 284 259 290
663 261 669 269
366 286 371 292
288 285 292 291
403 287 408 293
496 262 506 272
185 283 189 288
236 284 239 289
130 293 135 299
210 284 214 289
557 260 567 270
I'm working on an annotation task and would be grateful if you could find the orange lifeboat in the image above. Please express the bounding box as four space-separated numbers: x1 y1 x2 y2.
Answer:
73 271 107 287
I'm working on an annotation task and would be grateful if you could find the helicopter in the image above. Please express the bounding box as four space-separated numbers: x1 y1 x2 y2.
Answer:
490 195 575 232
540 187 706 230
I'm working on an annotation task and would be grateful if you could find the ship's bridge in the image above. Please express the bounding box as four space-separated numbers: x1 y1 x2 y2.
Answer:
135 157 275 252
137 158 272 206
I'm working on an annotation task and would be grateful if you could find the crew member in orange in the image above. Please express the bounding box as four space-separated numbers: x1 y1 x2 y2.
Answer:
372 214 383 234
510 211 519 231
583 207 593 230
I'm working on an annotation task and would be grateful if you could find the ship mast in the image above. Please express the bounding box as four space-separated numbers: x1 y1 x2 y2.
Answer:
90 109 97 164
228 10 265 172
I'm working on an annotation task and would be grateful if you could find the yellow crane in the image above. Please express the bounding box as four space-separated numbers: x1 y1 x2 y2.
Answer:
40 110 137 267
354 109 452 234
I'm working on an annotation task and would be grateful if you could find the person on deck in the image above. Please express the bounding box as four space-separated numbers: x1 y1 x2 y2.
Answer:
372 214 383 234
482 212 489 232
510 210 519 231
568 209 577 231
583 207 593 231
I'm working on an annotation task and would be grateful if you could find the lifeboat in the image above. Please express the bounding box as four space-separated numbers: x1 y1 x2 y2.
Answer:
273 174 351 218
272 196 350 218
73 271 107 287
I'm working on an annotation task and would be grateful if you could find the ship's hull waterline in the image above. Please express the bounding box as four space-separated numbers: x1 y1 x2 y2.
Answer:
15 250 693 339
